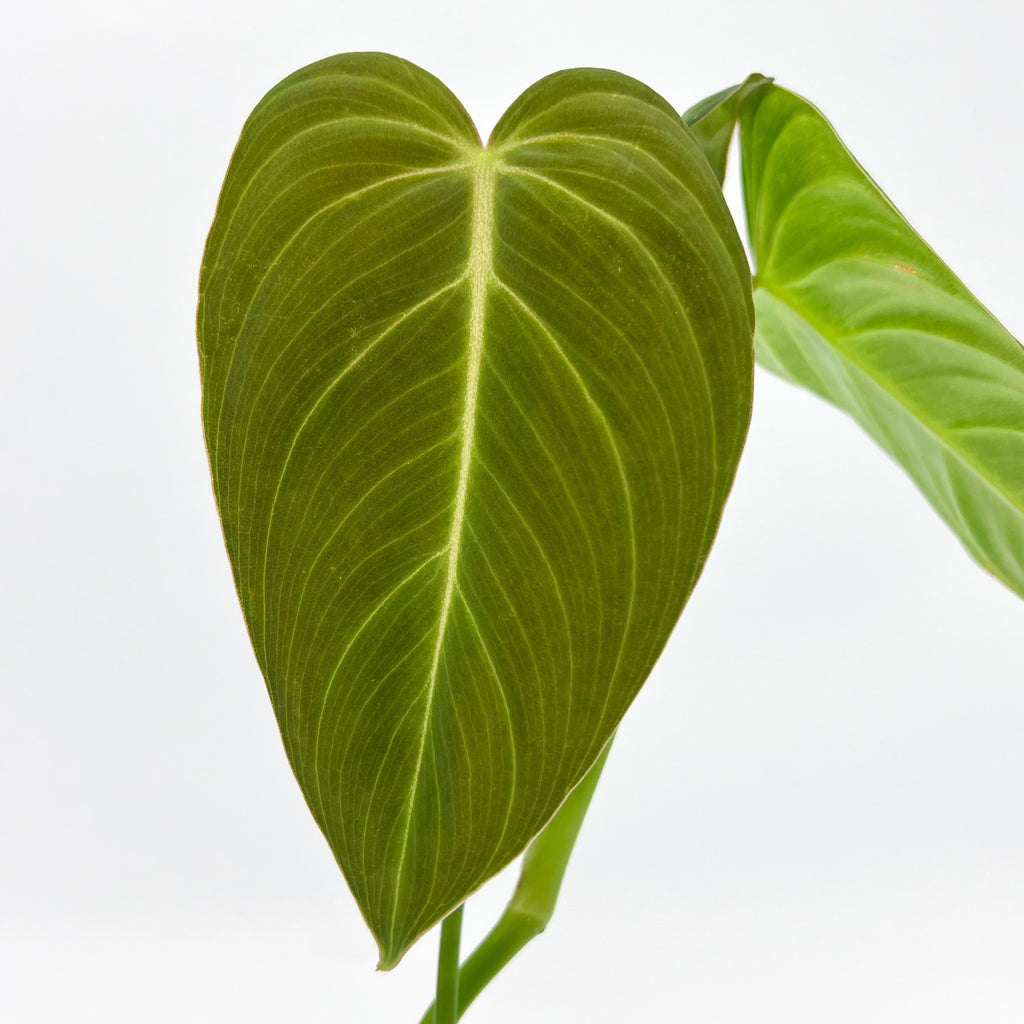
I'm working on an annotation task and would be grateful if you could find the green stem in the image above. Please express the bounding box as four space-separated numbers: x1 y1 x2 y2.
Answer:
434 904 464 1024
418 739 612 1023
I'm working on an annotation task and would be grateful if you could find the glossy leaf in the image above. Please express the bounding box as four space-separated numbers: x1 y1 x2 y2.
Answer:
197 52 753 968
740 85 1024 598
682 74 770 185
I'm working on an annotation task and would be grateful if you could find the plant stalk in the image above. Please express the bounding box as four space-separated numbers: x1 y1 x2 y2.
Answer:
434 903 464 1024
419 739 611 1023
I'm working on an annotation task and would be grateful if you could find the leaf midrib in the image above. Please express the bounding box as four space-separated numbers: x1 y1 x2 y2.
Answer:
387 154 497 942
756 279 1024 522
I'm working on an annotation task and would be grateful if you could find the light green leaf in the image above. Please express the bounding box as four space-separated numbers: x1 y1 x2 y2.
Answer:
197 52 753 968
682 74 771 185
740 85 1024 598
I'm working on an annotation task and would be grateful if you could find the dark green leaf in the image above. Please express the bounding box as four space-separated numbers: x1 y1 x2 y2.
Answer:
740 85 1024 598
418 739 612 1024
198 52 753 968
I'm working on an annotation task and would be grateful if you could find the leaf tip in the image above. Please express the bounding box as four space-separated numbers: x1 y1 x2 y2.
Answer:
375 942 406 973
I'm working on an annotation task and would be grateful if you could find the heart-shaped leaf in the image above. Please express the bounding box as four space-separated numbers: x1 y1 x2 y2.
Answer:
740 85 1024 599
197 52 754 967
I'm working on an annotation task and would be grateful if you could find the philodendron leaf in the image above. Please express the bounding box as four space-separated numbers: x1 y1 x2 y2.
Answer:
198 52 753 968
681 74 771 185
740 85 1024 598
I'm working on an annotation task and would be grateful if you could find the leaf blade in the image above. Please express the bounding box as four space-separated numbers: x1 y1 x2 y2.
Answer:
740 85 1024 598
681 73 771 185
198 53 754 967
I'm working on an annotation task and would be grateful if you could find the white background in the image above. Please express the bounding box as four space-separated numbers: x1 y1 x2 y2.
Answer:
3 1 1023 1020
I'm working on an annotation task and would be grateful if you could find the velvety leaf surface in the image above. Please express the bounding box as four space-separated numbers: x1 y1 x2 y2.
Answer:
741 85 1024 598
198 52 753 967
